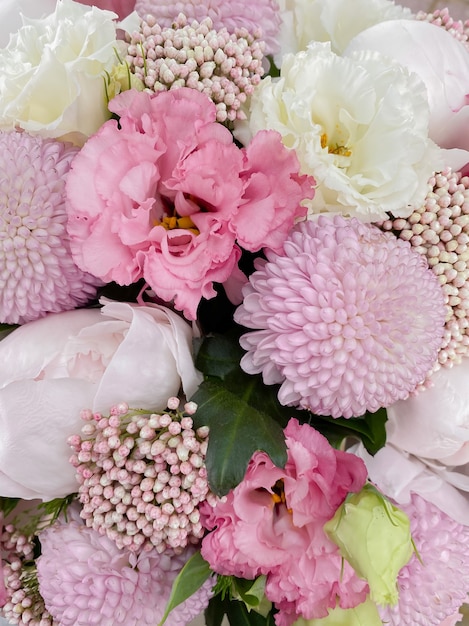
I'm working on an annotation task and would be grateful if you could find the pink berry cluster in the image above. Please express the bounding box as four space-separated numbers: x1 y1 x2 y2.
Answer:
68 398 214 554
125 13 265 122
379 168 469 371
416 7 469 48
1 520 54 626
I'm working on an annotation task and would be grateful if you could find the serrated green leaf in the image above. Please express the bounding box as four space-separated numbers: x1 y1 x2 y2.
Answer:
192 378 288 496
158 551 213 626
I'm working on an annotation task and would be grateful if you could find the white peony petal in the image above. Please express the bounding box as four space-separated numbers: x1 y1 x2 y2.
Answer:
0 308 109 386
0 379 96 500
345 19 469 169
94 300 202 412
350 442 469 526
387 358 469 466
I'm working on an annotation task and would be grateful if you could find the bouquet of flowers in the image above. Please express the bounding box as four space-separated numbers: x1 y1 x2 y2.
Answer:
1 0 469 625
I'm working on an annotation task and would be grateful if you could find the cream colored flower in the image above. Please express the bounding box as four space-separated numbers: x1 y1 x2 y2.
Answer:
275 0 411 59
0 0 121 145
241 42 441 221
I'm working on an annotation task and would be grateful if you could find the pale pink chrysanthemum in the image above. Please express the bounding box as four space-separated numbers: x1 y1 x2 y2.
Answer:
0 131 101 325
134 0 281 55
234 215 446 418
379 493 469 626
36 520 213 626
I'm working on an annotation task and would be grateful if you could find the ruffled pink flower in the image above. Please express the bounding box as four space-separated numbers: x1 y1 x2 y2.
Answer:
66 88 311 319
201 418 368 626
379 494 469 626
37 520 213 626
0 131 101 324
235 215 446 418
76 0 136 19
134 0 281 54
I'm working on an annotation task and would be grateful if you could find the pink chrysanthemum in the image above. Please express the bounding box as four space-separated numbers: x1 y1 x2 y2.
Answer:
234 215 447 418
125 14 265 123
379 494 469 626
36 520 213 626
0 131 101 325
135 0 281 55
379 168 469 373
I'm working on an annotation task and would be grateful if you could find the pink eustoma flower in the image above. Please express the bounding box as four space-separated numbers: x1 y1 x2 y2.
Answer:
76 0 136 19
201 418 368 626
66 88 311 319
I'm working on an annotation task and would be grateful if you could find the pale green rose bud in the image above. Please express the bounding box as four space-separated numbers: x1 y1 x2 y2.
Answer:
106 62 145 101
324 484 414 606
292 597 382 626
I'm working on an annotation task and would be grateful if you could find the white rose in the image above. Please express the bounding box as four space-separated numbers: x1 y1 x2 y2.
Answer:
0 299 202 501
241 42 441 221
0 0 121 145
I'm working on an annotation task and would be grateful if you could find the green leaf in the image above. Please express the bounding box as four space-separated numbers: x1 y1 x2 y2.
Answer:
192 377 288 496
205 595 232 626
158 551 213 626
195 331 245 381
0 497 20 517
307 407 388 455
234 576 267 608
225 600 275 626
233 577 271 617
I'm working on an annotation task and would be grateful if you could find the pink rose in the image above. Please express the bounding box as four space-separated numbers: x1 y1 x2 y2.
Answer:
201 418 368 625
66 88 312 319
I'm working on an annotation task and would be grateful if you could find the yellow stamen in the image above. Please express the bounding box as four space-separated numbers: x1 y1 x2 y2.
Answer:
155 214 200 235
320 132 352 157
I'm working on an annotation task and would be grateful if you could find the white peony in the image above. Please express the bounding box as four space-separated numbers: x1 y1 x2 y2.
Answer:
240 42 441 221
0 299 202 501
0 0 121 145
275 0 412 60
345 19 469 171
387 358 469 466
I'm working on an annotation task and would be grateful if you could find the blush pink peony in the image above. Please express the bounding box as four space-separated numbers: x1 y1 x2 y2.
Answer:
201 418 368 626
66 88 312 320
